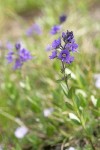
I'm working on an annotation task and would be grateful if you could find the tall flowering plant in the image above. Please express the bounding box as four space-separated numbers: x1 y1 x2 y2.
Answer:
47 28 96 150
48 30 78 89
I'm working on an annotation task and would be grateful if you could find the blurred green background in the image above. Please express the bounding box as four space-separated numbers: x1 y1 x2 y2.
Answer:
0 0 100 149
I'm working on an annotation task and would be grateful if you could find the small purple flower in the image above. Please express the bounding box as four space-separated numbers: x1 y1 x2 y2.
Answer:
65 39 78 52
19 48 32 62
26 23 42 36
6 51 14 63
14 126 28 139
62 30 74 43
45 44 52 51
43 108 54 117
6 42 13 51
71 43 78 52
67 55 74 64
15 42 21 50
58 49 69 62
50 25 61 35
32 23 42 35
58 49 74 64
26 26 33 36
59 14 67 23
49 51 57 59
52 38 61 49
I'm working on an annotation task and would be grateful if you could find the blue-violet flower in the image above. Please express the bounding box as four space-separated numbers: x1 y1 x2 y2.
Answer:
49 51 57 59
59 14 67 23
52 38 61 49
58 49 74 64
50 25 61 35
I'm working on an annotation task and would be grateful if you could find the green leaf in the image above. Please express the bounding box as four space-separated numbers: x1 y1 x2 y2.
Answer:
62 87 68 97
61 82 68 95
78 94 87 107
92 109 100 117
46 123 56 136
69 113 81 125
91 95 97 107
67 87 75 99
74 95 81 109
27 96 41 113
65 68 76 80
65 101 74 110
70 119 81 125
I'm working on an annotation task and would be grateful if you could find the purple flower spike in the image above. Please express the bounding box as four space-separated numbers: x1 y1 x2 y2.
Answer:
47 29 78 64
59 14 67 23
50 25 61 35
49 51 57 59
52 38 61 49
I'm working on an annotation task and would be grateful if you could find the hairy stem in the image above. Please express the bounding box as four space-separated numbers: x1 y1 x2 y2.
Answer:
61 61 69 90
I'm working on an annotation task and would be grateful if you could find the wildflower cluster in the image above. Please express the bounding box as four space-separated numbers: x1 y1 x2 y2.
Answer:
6 42 32 69
49 30 78 64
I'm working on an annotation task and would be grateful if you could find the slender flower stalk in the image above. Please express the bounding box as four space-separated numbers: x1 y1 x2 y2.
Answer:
61 61 69 90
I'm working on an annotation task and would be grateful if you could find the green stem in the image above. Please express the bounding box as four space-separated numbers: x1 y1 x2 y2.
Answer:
81 121 95 150
71 99 95 150
61 61 69 90
61 62 95 149
87 136 96 150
